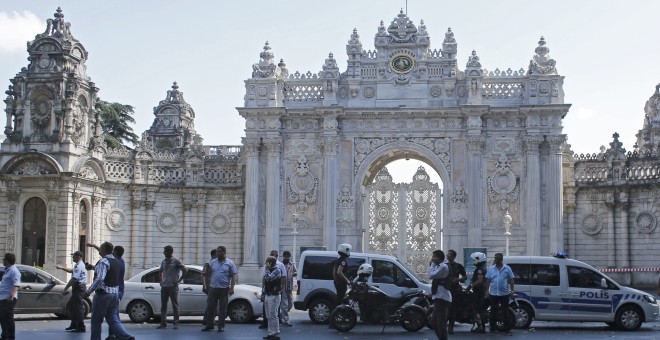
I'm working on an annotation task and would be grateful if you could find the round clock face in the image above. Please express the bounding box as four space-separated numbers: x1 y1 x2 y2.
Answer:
390 54 414 74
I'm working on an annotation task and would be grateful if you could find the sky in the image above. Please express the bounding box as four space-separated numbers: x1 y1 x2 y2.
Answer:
1 1 659 184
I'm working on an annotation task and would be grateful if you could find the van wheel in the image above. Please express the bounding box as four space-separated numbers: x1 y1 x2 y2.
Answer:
511 303 533 329
309 298 333 324
615 305 643 331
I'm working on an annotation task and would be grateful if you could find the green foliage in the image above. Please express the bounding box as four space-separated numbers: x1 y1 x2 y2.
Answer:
99 101 139 148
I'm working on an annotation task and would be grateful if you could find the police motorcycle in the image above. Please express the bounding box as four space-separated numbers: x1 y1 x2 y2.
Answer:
329 264 428 333
426 252 516 333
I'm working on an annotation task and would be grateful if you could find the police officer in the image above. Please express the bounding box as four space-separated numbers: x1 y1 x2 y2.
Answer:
57 250 87 333
333 244 352 305
467 252 487 333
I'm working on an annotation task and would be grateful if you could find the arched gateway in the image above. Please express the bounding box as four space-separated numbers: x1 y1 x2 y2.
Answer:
240 10 569 282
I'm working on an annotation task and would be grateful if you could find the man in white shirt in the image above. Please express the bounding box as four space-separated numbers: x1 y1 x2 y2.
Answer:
428 249 451 340
57 250 88 332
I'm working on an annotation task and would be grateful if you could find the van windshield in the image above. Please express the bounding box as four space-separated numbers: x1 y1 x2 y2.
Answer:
396 258 428 284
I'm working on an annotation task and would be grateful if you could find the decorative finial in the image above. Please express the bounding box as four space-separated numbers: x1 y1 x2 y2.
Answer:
172 81 179 91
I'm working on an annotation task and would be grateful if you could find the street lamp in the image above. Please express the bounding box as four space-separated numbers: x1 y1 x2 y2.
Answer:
292 213 299 266
503 210 512 256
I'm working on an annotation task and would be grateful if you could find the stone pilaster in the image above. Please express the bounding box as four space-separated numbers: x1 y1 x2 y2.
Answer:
546 135 566 252
130 191 141 269
182 192 194 263
564 187 577 258
605 192 616 266
264 137 282 253
144 199 155 267
617 191 630 269
321 135 339 249
72 192 81 254
242 138 261 266
196 192 207 264
6 188 19 255
466 136 484 246
92 195 103 265
523 135 544 255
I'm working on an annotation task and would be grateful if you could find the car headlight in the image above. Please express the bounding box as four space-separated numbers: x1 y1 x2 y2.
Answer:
643 294 657 304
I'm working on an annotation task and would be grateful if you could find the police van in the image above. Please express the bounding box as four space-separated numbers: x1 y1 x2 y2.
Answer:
505 254 659 331
294 249 431 324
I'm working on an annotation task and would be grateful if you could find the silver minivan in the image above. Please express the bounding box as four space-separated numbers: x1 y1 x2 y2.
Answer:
506 255 659 331
293 250 431 324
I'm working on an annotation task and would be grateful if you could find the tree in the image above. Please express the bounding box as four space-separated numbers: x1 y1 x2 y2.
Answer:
99 101 139 149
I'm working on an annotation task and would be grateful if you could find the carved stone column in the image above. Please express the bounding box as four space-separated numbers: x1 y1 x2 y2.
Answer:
564 188 577 258
466 137 484 245
6 188 19 255
46 189 59 266
618 191 630 269
523 135 544 255
72 192 81 254
196 192 207 264
144 199 155 267
605 192 616 266
130 191 141 269
545 135 566 252
321 135 339 249
242 138 261 266
91 195 103 265
182 192 194 262
264 137 282 253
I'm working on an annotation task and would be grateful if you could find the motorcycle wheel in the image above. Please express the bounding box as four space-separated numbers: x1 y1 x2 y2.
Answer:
400 306 426 332
494 307 516 332
329 306 357 333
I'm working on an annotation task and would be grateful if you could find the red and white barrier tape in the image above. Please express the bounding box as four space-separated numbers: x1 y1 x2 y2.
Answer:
598 267 660 273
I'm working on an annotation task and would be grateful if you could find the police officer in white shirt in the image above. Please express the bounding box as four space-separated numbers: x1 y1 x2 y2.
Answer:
57 250 88 332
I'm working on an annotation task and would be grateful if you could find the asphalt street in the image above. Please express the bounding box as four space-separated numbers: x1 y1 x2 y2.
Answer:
12 309 660 340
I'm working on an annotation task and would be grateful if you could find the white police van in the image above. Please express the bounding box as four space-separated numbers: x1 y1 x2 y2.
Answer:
505 254 659 331
294 250 432 324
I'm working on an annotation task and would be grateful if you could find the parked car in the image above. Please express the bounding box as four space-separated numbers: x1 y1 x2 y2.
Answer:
294 250 431 324
0 264 91 318
119 265 263 323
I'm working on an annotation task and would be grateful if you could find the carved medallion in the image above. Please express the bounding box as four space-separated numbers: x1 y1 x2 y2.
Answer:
635 212 656 234
210 214 231 234
430 86 442 97
363 87 375 98
390 54 414 74
158 212 178 233
581 214 603 235
106 208 125 231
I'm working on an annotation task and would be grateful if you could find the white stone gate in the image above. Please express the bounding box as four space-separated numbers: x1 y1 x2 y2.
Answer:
366 166 441 278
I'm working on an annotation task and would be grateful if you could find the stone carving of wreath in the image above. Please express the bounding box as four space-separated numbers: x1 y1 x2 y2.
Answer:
635 212 656 234
210 214 231 234
430 86 442 97
106 208 125 231
490 170 516 195
158 212 178 233
581 214 603 235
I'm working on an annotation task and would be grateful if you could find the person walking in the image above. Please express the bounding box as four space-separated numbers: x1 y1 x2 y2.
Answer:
202 246 237 332
202 248 217 326
0 253 20 340
56 250 87 333
106 246 125 340
82 242 134 340
280 250 296 327
157 245 187 330
428 249 452 340
262 256 282 340
446 249 466 334
467 252 488 333
259 250 286 329
484 252 515 334
333 244 352 305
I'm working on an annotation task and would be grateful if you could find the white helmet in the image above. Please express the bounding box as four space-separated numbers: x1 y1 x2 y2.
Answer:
471 252 487 264
357 263 373 276
337 243 352 256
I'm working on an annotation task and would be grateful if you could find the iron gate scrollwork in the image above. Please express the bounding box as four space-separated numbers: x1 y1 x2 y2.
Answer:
367 166 440 280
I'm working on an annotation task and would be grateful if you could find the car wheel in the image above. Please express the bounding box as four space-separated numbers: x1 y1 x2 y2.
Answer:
126 300 153 323
615 305 643 331
512 303 533 329
308 298 333 324
228 300 253 324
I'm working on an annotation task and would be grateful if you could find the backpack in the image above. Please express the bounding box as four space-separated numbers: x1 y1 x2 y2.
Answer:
431 263 452 294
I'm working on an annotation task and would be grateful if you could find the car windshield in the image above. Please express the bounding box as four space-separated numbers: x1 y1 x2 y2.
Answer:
396 258 428 284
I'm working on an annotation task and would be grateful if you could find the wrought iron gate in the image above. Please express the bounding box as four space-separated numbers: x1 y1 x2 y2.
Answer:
366 166 441 280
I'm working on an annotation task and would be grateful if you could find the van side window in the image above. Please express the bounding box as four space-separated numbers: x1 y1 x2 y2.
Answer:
372 260 414 287
301 256 365 280
567 266 615 289
508 264 531 285
530 264 560 286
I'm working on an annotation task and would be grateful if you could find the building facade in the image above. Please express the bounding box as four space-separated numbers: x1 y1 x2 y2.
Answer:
1 8 657 285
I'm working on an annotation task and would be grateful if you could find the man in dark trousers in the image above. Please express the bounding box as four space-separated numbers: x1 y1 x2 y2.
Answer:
157 245 187 330
446 249 466 334
428 249 451 340
56 250 87 333
484 253 515 335
202 248 218 326
82 242 134 340
0 253 20 340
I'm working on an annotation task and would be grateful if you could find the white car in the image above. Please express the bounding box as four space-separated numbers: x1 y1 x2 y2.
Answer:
119 265 263 323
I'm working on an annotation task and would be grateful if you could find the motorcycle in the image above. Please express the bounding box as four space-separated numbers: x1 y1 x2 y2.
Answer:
329 281 428 333
426 286 516 332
